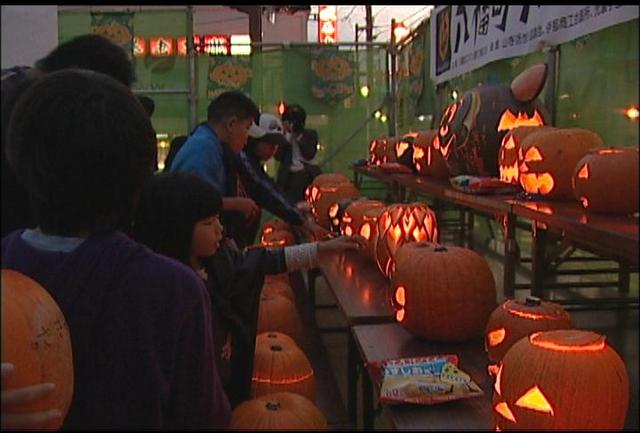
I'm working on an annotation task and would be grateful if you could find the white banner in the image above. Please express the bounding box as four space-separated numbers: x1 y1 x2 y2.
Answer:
430 5 639 84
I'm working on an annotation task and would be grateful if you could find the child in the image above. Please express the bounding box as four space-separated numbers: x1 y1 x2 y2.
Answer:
2 70 230 429
132 171 364 407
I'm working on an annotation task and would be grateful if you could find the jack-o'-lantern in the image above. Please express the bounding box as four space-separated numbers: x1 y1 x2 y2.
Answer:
230 392 328 430
262 280 295 302
572 147 639 214
252 332 315 401
328 197 362 234
360 207 384 260
368 137 398 166
519 128 602 199
493 330 629 430
498 126 555 185
436 63 548 177
413 130 449 179
261 229 296 248
313 182 360 229
485 297 573 365
390 243 497 341
395 131 419 169
257 293 303 344
261 219 291 239
374 203 439 278
340 199 385 238
1 270 74 430
305 173 351 208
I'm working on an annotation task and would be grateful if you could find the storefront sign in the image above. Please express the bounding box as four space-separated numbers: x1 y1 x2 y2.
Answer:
319 5 338 44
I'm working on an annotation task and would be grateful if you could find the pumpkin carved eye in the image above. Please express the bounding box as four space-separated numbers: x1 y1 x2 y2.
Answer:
524 146 543 162
359 223 370 240
488 328 506 347
577 163 589 179
515 385 554 415
495 402 516 423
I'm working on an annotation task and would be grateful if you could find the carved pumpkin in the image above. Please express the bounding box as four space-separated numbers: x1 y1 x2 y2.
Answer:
498 126 555 185
493 330 629 430
257 293 303 344
1 270 74 430
252 332 315 401
304 173 351 208
368 137 398 166
339 199 385 238
230 392 327 430
436 63 548 177
262 280 295 303
374 203 439 278
391 243 497 341
328 196 361 234
519 128 603 199
360 207 384 260
395 131 418 168
485 297 573 365
313 182 360 229
572 147 639 214
261 229 296 248
261 219 291 239
413 129 449 179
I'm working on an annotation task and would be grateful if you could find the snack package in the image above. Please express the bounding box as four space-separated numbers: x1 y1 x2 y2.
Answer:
368 354 484 405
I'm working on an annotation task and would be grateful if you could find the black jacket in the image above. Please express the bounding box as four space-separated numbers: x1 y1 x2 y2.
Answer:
274 128 320 189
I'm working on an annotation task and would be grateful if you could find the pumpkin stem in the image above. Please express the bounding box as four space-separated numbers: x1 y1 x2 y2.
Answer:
265 401 281 411
270 345 283 352
525 296 541 306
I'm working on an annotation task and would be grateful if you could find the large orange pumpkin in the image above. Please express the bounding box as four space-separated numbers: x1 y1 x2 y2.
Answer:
261 280 295 303
374 203 439 278
339 199 385 238
518 128 602 199
1 269 74 430
312 182 359 229
413 129 449 179
498 126 554 185
390 243 497 341
257 293 302 344
252 332 315 401
572 147 639 214
493 330 629 430
484 297 573 364
230 392 327 430
304 173 351 208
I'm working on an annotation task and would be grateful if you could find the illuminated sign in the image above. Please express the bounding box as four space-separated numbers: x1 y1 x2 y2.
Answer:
230 34 251 56
133 36 146 57
318 5 338 44
177 36 187 56
204 35 230 56
150 36 173 57
138 34 251 56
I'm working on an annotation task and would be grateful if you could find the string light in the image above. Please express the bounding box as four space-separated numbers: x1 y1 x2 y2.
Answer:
625 106 639 120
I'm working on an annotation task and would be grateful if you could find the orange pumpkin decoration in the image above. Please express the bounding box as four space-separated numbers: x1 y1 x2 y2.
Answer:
360 207 384 260
518 128 602 199
261 229 296 248
257 293 302 344
485 297 573 364
327 196 361 234
1 269 74 430
262 280 295 303
230 392 327 430
413 129 449 179
312 182 359 229
261 219 291 239
374 203 439 278
368 136 398 166
252 332 315 401
339 199 385 238
498 126 554 185
304 173 351 208
390 243 497 341
395 131 418 168
572 147 639 214
493 330 629 430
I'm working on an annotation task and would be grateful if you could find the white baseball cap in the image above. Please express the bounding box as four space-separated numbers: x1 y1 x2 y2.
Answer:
248 113 289 146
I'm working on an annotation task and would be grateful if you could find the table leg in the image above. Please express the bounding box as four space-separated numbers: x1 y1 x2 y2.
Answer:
503 213 517 299
362 364 374 430
531 223 548 298
347 332 358 425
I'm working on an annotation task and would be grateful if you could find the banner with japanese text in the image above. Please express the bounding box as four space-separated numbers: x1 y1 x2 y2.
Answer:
430 5 639 84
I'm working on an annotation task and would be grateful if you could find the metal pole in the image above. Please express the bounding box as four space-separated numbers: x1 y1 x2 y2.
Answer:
543 44 559 126
389 18 398 137
187 5 197 132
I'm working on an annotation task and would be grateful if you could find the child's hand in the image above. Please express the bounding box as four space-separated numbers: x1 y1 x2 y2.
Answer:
318 235 367 255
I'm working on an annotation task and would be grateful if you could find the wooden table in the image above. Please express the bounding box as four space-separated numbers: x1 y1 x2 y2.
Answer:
353 308 639 430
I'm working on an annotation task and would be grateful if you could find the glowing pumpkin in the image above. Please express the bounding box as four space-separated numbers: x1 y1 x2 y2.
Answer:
390 243 497 341
261 229 296 248
304 173 351 208
413 129 449 179
1 269 74 431
230 392 327 430
395 131 419 168
374 203 439 278
572 147 639 214
252 332 315 401
339 199 385 238
313 182 359 229
498 126 555 185
485 297 573 364
327 196 361 234
436 63 548 177
360 207 384 260
519 128 602 199
257 293 303 344
493 330 629 430
368 137 398 166
262 280 295 303
261 219 291 239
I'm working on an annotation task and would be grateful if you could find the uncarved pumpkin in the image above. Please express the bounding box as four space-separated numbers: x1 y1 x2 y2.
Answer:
313 182 360 229
485 296 573 364
518 128 602 199
261 229 296 248
572 147 639 214
257 293 303 344
340 199 385 238
1 269 74 430
390 243 497 341
252 332 315 401
493 330 629 430
230 392 327 430
413 129 449 179
498 126 555 185
262 280 295 303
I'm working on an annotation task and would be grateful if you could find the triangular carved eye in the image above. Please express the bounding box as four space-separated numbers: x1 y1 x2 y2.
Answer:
524 146 543 162
494 402 516 423
577 163 590 179
494 363 503 395
515 386 554 415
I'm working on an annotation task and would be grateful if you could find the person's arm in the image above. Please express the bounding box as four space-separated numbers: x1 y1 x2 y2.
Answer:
170 137 227 195
283 235 366 272
222 197 259 219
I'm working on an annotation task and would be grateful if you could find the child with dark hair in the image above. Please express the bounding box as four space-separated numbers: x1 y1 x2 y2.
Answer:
132 171 365 407
2 70 230 429
2 34 137 237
